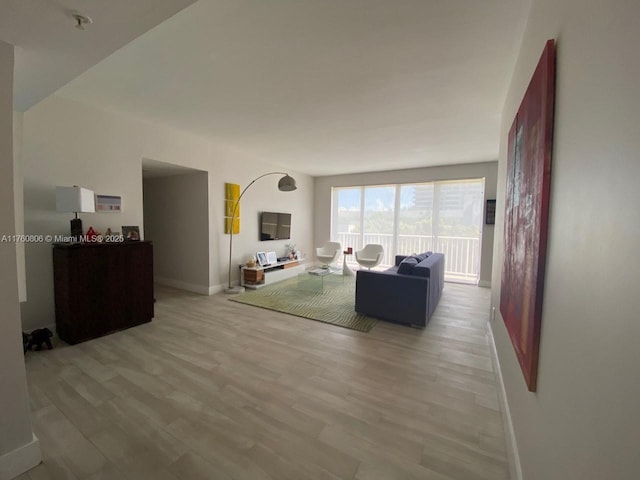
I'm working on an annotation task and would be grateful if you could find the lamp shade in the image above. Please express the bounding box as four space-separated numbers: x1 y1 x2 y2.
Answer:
277 175 297 192
55 186 95 213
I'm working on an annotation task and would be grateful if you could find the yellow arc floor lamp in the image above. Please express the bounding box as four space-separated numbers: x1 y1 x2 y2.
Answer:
225 172 297 294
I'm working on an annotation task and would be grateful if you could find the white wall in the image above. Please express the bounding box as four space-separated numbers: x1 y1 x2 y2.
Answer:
143 172 210 294
0 40 41 480
490 1 640 479
20 95 314 330
314 162 497 285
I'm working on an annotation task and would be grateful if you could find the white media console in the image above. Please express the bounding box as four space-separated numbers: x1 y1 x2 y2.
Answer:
240 259 305 289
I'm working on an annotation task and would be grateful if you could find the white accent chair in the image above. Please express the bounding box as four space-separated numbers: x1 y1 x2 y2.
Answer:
315 241 341 267
355 244 384 270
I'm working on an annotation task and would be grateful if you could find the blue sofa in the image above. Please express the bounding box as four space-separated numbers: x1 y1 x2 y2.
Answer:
355 252 445 327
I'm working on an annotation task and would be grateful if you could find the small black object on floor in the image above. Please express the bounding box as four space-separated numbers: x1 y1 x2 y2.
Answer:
23 328 54 353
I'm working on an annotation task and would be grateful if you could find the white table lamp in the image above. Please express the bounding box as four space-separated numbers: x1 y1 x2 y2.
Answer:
55 186 95 239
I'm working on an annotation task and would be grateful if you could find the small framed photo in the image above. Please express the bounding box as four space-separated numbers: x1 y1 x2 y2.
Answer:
122 225 140 241
266 251 278 265
256 251 268 266
485 199 496 225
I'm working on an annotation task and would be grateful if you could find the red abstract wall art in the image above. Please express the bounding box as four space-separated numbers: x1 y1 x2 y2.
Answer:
500 39 556 392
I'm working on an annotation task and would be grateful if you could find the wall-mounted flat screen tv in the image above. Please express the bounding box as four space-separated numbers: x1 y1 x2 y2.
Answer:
260 212 291 241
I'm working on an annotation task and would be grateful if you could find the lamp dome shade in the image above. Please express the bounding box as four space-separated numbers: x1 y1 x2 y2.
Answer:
278 174 297 192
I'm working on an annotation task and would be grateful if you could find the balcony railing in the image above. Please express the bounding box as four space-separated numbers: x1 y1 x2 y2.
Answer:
335 232 480 283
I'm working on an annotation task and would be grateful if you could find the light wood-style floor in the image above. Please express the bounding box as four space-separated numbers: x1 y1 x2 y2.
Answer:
19 283 509 480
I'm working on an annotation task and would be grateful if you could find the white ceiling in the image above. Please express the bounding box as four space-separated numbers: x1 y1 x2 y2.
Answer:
0 0 196 110
4 0 529 176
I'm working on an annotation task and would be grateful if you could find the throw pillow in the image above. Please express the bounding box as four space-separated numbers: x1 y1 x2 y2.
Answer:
413 253 429 263
398 256 418 274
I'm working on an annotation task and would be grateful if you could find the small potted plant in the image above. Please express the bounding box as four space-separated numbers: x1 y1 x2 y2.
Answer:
285 242 296 259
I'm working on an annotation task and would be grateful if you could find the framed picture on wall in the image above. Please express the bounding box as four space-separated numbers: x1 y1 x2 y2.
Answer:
96 194 122 212
486 199 496 225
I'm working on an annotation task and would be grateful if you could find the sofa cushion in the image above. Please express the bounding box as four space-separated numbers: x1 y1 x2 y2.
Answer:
397 256 418 275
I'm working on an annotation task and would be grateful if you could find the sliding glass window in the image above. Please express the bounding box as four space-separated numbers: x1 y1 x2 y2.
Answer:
331 179 484 283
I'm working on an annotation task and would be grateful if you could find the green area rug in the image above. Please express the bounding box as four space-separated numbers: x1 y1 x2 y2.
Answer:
229 275 377 332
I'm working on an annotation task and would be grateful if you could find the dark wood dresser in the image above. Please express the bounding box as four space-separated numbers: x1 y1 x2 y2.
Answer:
52 241 154 345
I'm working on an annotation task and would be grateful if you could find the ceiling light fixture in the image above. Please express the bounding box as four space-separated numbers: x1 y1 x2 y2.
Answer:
71 13 93 30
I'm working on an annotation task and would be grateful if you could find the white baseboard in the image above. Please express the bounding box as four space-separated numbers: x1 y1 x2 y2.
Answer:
0 433 41 480
478 280 491 288
208 284 223 295
154 277 211 295
487 321 523 480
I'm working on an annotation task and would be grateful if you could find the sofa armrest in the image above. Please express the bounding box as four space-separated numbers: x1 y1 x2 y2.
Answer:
414 253 445 318
355 270 430 327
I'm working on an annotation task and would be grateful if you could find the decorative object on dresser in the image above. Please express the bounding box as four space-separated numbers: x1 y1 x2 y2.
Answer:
122 225 140 241
55 185 95 239
225 172 297 294
52 241 154 345
85 226 98 242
